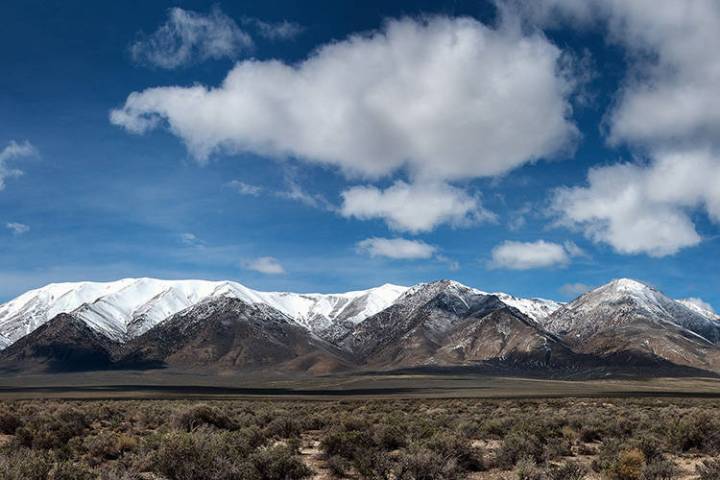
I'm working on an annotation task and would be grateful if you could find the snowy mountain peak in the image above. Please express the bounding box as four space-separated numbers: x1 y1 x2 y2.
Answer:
604 278 655 293
543 278 720 344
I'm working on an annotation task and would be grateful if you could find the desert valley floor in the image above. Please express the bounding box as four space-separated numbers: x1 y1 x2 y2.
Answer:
1 377 720 479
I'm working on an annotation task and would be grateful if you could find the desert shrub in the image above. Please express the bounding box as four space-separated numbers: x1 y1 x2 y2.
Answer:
151 431 254 480
579 426 601 443
546 461 587 480
83 431 139 464
47 461 95 480
170 404 234 432
321 430 374 460
641 458 679 480
498 431 545 468
544 436 573 460
0 448 53 480
613 448 646 480
633 434 664 462
669 411 720 454
397 446 459 480
696 458 720 480
326 455 351 477
515 456 544 480
373 423 407 450
264 416 303 439
250 444 312 480
353 449 395 480
425 432 483 471
593 437 623 473
15 407 88 450
482 416 513 437
457 419 481 438
0 410 21 434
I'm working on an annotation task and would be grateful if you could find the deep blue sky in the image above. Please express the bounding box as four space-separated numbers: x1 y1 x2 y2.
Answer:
0 0 718 307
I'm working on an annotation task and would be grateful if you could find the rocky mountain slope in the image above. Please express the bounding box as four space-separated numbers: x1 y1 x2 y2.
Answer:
338 280 575 370
118 297 351 374
0 313 119 372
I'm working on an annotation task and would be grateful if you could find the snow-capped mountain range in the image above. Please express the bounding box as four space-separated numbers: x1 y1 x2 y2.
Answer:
1 276 718 377
0 278 561 351
0 278 409 349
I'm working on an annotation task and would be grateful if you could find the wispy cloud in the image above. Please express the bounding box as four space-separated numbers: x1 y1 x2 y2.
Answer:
6 222 30 235
226 173 333 211
227 180 263 196
559 282 591 298
0 141 36 191
130 7 253 69
242 18 304 41
357 237 436 260
244 256 285 275
179 232 202 246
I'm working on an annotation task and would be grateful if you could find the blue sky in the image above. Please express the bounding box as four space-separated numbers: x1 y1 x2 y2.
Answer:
0 0 718 309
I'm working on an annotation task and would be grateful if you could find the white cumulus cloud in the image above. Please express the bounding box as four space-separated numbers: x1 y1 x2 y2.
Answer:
551 149 720 257
490 239 581 270
340 181 493 233
113 15 578 231
114 16 576 177
356 237 436 260
516 0 720 256
244 256 285 274
130 7 253 69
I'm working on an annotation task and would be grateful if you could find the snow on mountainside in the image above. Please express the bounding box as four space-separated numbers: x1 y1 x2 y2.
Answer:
678 298 719 321
490 293 561 323
394 280 562 323
0 278 408 347
543 279 720 343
